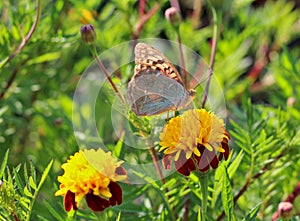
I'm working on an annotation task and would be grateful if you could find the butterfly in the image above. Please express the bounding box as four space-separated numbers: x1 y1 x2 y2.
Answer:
127 43 196 116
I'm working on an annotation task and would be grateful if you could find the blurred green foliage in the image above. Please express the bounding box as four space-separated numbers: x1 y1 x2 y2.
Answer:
0 0 300 220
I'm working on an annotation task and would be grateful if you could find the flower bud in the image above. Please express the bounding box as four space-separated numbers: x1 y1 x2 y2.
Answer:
278 202 293 219
80 24 96 45
54 117 63 125
287 97 296 107
165 7 181 27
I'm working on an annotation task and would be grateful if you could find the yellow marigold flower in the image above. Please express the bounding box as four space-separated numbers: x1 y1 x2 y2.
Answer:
55 149 127 212
159 109 230 176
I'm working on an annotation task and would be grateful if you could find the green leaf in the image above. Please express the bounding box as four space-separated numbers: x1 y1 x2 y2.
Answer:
27 52 61 65
43 200 65 221
29 160 36 184
0 149 9 179
212 151 244 208
222 165 234 221
197 207 201 221
29 176 37 190
13 166 24 192
228 150 244 178
37 159 53 190
242 203 262 221
116 212 121 221
24 186 33 198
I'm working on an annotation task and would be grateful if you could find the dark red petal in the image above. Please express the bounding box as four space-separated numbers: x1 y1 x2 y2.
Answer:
175 158 196 176
108 181 122 205
197 148 218 172
222 139 230 160
162 155 172 170
85 192 110 212
115 166 127 176
64 190 77 212
174 152 196 176
209 154 219 169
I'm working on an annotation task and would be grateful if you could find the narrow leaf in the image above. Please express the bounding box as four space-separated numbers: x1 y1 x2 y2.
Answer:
24 186 33 198
37 159 53 189
228 150 244 178
242 203 262 221
13 167 24 192
0 149 9 179
43 200 65 221
29 160 36 183
222 165 234 221
29 176 37 190
116 212 121 221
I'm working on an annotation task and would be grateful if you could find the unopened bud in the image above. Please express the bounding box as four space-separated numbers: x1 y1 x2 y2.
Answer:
165 7 181 27
287 97 296 107
278 202 293 219
80 24 96 45
54 117 63 125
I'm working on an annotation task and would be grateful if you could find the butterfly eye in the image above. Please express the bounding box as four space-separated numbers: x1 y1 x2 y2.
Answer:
189 89 197 98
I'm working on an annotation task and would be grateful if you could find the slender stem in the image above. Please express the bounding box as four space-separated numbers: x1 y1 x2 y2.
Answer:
170 0 181 12
176 30 188 86
134 2 160 39
0 0 40 69
89 45 126 105
138 0 146 19
147 137 166 184
201 4 219 108
0 65 19 101
199 172 208 221
0 0 40 100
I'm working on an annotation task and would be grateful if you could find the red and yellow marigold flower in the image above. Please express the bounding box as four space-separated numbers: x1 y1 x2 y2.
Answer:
159 109 230 176
55 149 127 212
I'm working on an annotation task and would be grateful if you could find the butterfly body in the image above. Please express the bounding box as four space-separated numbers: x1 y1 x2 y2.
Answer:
127 43 195 116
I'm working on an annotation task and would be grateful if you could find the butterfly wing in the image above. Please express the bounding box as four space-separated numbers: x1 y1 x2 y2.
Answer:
127 43 193 116
134 43 184 85
127 69 190 116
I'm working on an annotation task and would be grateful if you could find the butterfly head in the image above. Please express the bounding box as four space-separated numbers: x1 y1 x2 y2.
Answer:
188 89 197 99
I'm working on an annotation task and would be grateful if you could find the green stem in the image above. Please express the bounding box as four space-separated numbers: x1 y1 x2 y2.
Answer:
199 172 208 221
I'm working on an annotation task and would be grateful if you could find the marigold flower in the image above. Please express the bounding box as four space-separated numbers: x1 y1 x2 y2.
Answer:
159 109 230 176
55 149 127 212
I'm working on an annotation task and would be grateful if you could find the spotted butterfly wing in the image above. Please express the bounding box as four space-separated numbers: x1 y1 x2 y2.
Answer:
127 43 194 116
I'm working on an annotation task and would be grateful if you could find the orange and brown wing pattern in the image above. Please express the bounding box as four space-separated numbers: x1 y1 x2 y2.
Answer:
134 43 183 85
